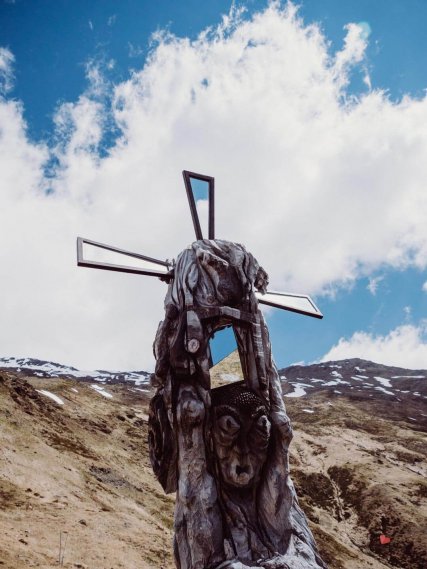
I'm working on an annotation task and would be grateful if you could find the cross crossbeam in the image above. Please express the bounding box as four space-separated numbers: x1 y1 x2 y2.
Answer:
76 170 323 319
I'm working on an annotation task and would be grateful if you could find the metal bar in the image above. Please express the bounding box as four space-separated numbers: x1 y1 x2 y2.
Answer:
182 170 215 241
77 236 169 266
76 236 170 277
208 177 215 240
255 291 323 319
76 236 83 265
77 260 169 277
183 170 203 240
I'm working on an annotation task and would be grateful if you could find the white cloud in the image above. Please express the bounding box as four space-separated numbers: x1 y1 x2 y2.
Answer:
367 275 383 295
321 324 427 369
422 281 427 293
0 47 14 94
1 3 427 370
333 22 368 89
128 42 144 58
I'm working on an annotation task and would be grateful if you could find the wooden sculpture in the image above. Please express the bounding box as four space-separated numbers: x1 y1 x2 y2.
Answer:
148 239 327 569
76 171 326 569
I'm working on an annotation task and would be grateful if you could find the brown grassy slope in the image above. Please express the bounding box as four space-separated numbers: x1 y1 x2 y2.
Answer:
1 357 426 569
213 352 427 568
210 350 244 387
288 395 427 569
0 372 174 569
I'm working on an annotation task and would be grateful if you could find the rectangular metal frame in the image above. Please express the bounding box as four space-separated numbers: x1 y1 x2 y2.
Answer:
183 170 215 240
255 291 323 319
77 237 170 277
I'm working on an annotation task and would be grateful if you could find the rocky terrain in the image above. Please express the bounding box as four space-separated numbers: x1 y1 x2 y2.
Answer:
0 355 426 569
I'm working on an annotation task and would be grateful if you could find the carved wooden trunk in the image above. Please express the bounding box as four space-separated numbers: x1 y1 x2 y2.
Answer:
148 239 327 569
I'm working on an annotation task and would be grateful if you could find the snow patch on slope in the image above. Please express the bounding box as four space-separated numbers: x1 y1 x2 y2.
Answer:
374 376 392 388
36 390 64 405
284 384 309 398
91 384 113 399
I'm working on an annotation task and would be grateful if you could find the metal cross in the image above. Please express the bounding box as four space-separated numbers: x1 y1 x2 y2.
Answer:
76 170 323 319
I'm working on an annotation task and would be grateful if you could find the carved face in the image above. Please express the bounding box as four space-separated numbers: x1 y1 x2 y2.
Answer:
211 384 271 489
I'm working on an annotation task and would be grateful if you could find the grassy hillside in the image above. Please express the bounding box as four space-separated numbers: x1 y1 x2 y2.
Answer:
0 354 426 568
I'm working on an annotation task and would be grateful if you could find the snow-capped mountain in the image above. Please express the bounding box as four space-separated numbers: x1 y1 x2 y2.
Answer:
1 355 425 404
0 356 151 386
279 358 426 399
278 357 427 428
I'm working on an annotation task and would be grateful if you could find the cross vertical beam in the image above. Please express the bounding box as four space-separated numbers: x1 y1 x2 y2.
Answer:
182 170 215 240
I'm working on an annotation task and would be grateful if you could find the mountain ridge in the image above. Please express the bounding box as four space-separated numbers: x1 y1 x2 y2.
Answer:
0 356 151 385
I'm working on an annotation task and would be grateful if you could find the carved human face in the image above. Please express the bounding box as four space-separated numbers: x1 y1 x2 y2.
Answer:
212 389 271 489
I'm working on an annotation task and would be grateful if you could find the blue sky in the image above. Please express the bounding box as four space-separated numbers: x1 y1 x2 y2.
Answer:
3 0 427 139
0 0 426 370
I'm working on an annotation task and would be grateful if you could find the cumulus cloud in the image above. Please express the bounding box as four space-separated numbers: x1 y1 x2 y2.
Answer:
1 2 427 370
320 324 427 369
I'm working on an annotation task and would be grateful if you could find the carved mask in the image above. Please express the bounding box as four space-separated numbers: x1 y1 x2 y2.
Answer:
211 383 271 488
